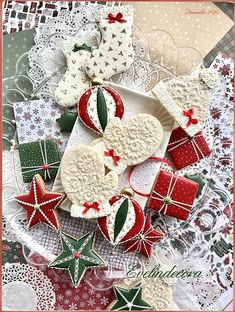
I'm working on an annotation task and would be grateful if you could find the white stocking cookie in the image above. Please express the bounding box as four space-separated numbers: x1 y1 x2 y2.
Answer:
60 145 118 218
85 6 134 79
54 37 97 108
93 114 163 174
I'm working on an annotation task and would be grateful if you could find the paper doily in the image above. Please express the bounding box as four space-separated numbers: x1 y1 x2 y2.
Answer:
2 263 56 311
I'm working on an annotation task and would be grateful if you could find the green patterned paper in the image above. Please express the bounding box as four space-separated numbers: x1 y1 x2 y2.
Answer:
18 139 61 183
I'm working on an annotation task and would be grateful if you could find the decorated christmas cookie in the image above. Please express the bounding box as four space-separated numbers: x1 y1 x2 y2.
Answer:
152 68 219 136
85 6 134 80
78 83 124 134
18 139 61 183
123 215 164 258
93 114 163 174
60 145 119 219
97 188 145 245
15 174 64 229
107 283 152 310
54 37 97 108
56 110 78 133
49 231 106 288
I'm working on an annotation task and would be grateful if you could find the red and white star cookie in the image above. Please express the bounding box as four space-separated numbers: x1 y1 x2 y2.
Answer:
15 174 65 229
123 216 164 258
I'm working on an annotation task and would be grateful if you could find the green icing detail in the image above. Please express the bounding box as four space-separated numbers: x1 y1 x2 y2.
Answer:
73 43 92 52
49 232 106 288
114 198 129 243
111 283 152 310
56 110 78 132
96 87 108 132
163 196 172 205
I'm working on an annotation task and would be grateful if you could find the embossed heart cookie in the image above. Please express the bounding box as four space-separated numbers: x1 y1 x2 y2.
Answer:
60 145 119 218
93 114 163 174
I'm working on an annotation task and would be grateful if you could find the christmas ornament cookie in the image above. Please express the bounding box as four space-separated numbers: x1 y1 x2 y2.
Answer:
123 216 164 258
56 110 78 133
60 145 119 219
18 139 60 183
78 82 124 134
15 174 64 229
85 6 134 79
152 68 219 136
148 170 199 221
107 283 152 310
49 231 106 288
54 37 97 108
93 114 163 174
167 127 211 170
97 188 144 245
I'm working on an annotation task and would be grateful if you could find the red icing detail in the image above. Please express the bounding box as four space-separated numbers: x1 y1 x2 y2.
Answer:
82 202 100 214
78 87 100 133
15 174 64 229
104 149 120 166
74 252 81 259
102 86 124 119
124 216 164 258
42 164 49 170
107 12 126 24
148 170 199 221
183 108 198 127
167 127 211 170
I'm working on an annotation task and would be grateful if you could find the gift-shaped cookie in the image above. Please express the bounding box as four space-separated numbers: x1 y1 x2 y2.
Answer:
18 139 61 183
152 68 219 136
167 127 211 170
93 114 163 174
85 5 134 80
54 36 97 108
148 170 199 221
60 144 119 218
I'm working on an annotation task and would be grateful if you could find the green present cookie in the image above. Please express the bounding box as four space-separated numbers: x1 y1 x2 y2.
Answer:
18 139 61 183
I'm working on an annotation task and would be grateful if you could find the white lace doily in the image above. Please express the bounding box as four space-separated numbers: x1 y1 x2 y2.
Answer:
2 263 56 311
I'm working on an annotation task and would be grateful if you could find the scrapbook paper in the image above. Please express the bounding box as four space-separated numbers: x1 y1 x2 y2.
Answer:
13 98 70 152
127 2 234 75
3 28 35 79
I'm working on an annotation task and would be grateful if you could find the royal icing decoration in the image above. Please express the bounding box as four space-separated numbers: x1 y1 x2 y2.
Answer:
167 127 211 170
85 6 134 79
97 189 145 245
60 145 119 219
56 110 78 133
107 283 152 311
152 68 219 136
15 174 64 229
78 84 124 134
54 37 97 108
18 139 61 183
123 216 164 258
148 170 199 221
49 231 106 288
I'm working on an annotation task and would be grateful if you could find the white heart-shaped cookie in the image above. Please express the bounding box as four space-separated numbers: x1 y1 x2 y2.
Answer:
61 145 118 218
93 114 163 174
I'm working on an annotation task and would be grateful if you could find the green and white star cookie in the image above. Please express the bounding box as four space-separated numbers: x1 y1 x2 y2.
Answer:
108 283 153 310
49 231 106 288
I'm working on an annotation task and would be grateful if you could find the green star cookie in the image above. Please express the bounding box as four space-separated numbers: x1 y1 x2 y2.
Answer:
56 111 78 132
49 231 106 287
185 173 205 197
109 283 152 311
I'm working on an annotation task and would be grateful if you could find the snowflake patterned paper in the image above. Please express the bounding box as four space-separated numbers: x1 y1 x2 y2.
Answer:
13 98 70 152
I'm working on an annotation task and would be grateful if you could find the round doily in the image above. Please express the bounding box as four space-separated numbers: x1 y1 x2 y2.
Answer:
2 263 56 311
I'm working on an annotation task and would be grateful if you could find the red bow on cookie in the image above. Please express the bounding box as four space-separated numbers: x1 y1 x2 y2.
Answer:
183 109 198 127
107 12 126 24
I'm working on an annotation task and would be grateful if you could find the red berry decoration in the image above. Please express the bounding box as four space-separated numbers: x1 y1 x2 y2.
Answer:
123 216 164 258
78 84 124 134
15 174 64 229
97 188 144 245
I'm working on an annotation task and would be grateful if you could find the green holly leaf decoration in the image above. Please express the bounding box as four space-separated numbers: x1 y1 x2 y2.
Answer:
110 283 152 310
73 43 92 52
56 111 78 132
49 231 106 288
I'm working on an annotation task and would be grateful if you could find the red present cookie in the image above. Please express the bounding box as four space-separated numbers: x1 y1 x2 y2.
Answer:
148 170 199 221
167 127 211 170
